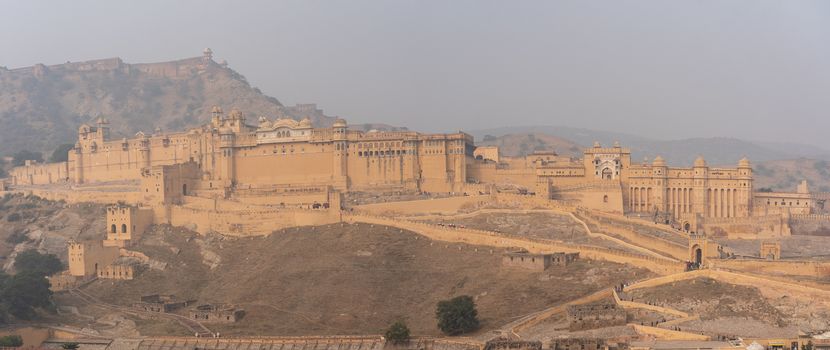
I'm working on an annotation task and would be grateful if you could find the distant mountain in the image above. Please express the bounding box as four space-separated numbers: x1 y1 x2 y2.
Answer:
0 53 337 156
471 126 830 166
477 133 582 157
754 158 830 193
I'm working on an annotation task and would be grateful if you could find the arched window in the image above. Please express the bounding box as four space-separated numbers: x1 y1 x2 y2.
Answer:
121 224 127 233
111 224 117 233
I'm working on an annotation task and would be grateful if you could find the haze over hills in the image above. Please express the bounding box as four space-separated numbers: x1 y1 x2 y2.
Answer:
0 53 339 157
471 126 830 166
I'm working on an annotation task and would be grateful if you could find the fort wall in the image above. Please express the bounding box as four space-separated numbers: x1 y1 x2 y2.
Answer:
790 214 830 236
702 214 790 238
9 161 69 186
344 213 685 275
353 195 491 216
709 259 830 279
167 206 340 236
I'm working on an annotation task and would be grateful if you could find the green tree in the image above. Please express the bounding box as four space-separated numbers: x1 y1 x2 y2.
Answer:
0 335 23 347
435 295 479 336
384 320 411 344
49 144 75 163
11 150 43 166
1 272 53 319
13 250 63 277
61 342 80 350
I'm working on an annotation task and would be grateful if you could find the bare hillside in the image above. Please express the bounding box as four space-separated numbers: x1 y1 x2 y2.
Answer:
81 223 651 336
478 133 583 157
753 158 830 192
0 55 336 156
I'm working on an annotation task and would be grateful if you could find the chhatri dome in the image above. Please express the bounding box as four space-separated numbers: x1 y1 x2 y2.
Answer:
652 156 666 167
333 118 347 128
694 156 707 167
738 157 751 168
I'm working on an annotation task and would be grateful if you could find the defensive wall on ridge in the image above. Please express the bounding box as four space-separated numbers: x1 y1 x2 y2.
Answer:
790 214 830 236
709 259 830 279
343 213 684 275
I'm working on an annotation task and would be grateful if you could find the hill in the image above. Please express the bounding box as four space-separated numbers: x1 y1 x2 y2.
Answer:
477 133 582 157
0 52 337 157
753 158 830 192
80 223 649 336
472 126 830 165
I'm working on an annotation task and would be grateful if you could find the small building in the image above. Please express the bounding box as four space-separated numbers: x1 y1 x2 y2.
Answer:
502 250 579 271
48 271 80 292
97 262 136 280
189 304 244 323
474 146 500 163
133 294 192 313
103 204 154 247
485 339 543 350
566 301 628 331
552 338 628 350
760 242 781 260
67 240 120 277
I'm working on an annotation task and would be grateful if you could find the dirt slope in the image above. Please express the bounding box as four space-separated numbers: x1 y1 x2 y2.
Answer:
82 223 651 336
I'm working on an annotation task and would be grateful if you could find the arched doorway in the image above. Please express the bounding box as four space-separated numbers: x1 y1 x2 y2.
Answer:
683 222 691 232
182 184 188 196
693 246 702 265
601 167 613 180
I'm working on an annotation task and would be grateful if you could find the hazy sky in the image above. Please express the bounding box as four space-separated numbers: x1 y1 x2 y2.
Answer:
2 1 829 148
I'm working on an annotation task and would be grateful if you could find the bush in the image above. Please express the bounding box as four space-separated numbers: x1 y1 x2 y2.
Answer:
0 271 53 319
5 231 30 244
385 320 411 344
14 250 63 277
6 213 21 222
11 150 43 166
435 295 479 336
0 335 23 347
49 144 75 163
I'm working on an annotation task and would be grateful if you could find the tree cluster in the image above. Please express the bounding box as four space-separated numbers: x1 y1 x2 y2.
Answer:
11 150 43 166
435 295 480 335
0 250 63 322
49 144 75 163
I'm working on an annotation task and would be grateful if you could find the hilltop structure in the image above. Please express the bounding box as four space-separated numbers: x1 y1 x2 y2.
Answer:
7 108 821 239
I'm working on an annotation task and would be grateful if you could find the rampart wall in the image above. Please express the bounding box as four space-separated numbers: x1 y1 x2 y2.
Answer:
790 214 830 236
702 214 790 238
168 206 340 236
353 195 491 216
625 269 830 302
709 259 830 279
9 161 69 185
344 213 684 275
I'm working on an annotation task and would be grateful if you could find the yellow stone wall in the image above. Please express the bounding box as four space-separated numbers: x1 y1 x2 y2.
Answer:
67 241 119 277
104 205 154 247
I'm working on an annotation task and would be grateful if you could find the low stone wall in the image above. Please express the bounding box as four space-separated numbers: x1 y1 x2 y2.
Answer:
14 187 145 204
353 195 491 216
630 324 710 341
790 214 830 236
168 206 340 236
344 213 684 275
703 214 791 239
612 289 689 318
626 269 830 302
710 259 830 279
